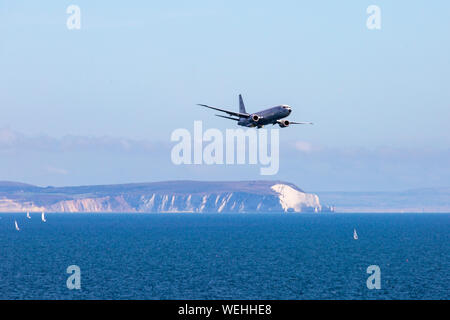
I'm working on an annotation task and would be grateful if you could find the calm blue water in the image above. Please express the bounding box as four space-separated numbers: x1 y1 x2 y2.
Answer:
0 213 448 299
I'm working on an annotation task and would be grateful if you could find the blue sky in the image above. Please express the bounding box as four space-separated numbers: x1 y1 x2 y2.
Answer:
1 1 449 191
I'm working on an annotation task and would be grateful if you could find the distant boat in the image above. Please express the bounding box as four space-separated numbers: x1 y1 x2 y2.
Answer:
15 220 20 231
353 228 358 240
41 212 46 222
26 211 31 219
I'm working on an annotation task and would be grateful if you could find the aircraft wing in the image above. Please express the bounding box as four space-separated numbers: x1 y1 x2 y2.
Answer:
198 104 250 118
289 121 313 125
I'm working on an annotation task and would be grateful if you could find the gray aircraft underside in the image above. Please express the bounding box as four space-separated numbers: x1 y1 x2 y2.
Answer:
198 94 313 128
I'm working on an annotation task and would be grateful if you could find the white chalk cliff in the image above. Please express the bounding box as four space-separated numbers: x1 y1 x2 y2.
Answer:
271 184 321 212
0 180 324 213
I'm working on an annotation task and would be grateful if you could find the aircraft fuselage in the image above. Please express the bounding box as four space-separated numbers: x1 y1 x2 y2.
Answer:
238 105 291 127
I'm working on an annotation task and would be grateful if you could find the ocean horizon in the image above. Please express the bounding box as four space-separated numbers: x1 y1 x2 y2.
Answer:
1 213 448 300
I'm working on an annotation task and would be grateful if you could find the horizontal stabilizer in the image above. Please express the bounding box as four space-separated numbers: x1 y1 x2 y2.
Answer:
215 114 239 121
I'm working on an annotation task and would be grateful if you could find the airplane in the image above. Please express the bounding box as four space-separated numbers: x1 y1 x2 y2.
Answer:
198 94 313 128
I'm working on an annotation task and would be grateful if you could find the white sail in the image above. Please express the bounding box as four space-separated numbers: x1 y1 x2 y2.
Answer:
15 220 20 231
41 211 46 222
353 228 358 240
26 211 31 219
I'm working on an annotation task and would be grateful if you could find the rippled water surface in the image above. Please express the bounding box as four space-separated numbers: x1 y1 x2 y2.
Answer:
0 213 448 299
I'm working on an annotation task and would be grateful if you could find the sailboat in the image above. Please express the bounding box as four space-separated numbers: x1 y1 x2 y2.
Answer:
26 211 31 219
41 211 46 222
15 220 20 231
353 228 358 240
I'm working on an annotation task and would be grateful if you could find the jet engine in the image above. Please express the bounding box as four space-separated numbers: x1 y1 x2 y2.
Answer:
277 119 290 128
251 114 261 123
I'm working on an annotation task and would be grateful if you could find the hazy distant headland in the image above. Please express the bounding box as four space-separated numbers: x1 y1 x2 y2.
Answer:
0 180 328 213
316 188 450 213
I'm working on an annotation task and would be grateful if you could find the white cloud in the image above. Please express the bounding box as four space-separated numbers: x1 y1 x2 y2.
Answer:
0 127 165 154
0 128 20 146
293 141 313 153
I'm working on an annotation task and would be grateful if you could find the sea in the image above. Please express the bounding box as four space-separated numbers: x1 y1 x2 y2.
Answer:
0 213 448 300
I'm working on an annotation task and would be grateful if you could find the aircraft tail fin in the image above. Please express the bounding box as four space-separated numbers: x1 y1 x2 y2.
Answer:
239 94 246 114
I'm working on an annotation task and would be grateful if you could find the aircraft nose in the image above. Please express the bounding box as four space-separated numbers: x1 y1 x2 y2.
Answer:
282 105 292 113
